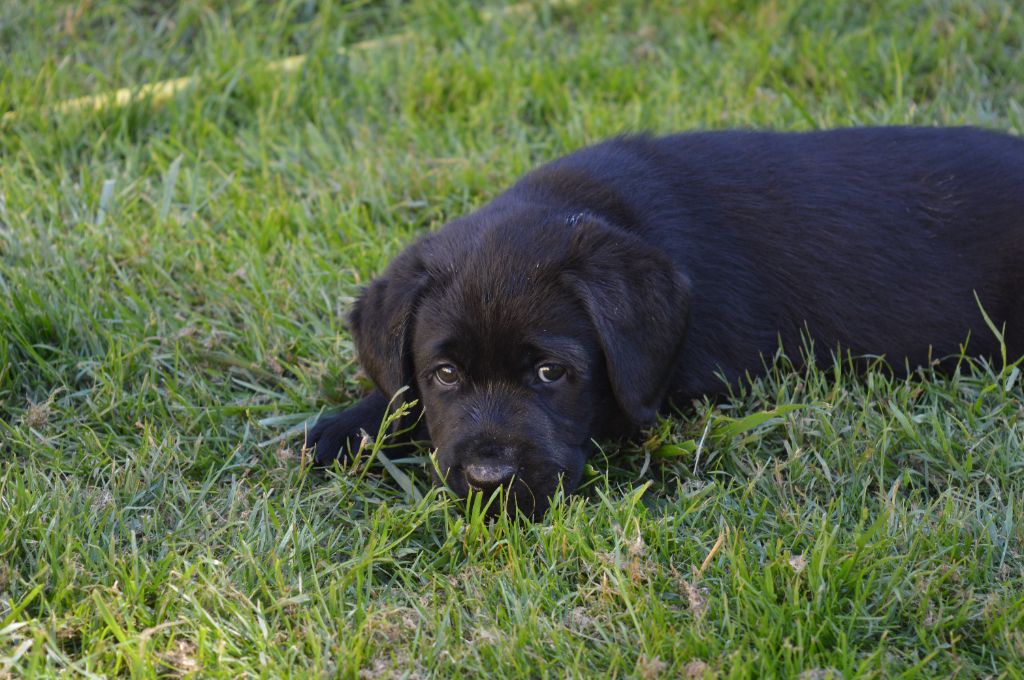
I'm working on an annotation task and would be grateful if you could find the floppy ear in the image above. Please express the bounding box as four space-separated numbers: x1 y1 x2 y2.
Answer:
349 242 431 399
563 216 691 427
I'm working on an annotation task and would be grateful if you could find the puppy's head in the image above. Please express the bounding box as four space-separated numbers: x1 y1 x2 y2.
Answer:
350 209 690 518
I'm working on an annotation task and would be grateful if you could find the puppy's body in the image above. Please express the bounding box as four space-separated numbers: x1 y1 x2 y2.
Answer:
307 127 1024 517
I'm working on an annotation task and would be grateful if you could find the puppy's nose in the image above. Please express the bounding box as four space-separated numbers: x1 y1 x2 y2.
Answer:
464 463 516 492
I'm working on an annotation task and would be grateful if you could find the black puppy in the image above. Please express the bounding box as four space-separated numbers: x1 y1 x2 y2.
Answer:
306 127 1024 518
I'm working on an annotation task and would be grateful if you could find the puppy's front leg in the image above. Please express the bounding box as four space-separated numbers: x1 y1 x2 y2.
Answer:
304 390 391 465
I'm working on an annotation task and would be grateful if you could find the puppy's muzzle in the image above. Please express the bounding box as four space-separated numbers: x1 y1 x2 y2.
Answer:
448 432 527 496
464 462 517 494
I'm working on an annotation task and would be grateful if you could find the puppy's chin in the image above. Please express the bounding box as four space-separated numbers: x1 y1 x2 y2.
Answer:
433 447 587 521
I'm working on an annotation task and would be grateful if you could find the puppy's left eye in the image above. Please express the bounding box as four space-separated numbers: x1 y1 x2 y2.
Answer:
537 363 567 383
434 364 461 386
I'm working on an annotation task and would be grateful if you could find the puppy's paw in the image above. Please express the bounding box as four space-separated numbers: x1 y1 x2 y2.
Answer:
303 412 369 466
302 392 390 466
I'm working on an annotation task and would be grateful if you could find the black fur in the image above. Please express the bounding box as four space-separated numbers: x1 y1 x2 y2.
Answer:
306 127 1024 518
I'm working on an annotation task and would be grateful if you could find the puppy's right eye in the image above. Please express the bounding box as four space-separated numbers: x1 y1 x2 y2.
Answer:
537 363 567 383
434 364 461 386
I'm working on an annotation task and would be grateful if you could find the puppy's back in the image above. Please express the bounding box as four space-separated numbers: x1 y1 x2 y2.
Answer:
516 128 1024 394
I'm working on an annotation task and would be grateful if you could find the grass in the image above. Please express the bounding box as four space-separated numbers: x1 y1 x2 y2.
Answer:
1 0 1022 676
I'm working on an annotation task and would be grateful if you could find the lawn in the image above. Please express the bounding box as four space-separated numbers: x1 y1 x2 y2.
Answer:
1 0 1023 677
